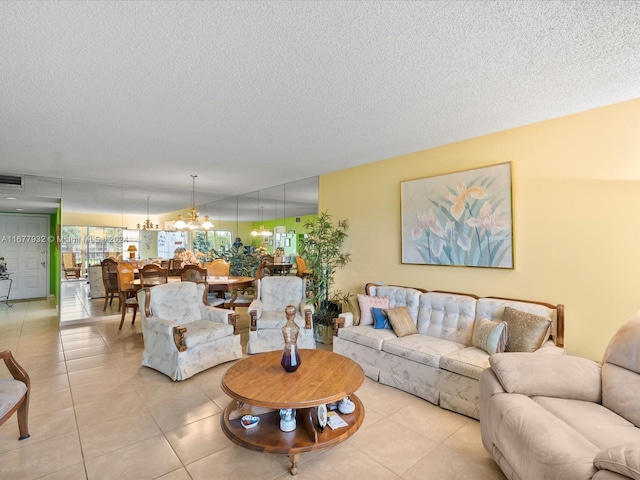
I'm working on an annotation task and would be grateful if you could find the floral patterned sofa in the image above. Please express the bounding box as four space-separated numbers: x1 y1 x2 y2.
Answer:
333 283 564 419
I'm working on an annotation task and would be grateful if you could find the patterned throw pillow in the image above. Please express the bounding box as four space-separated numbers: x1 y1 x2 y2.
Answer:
372 307 391 329
503 306 552 352
472 318 508 354
357 294 389 326
386 307 418 337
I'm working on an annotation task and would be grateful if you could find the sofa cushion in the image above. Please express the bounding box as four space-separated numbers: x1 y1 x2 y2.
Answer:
357 294 389 326
337 325 397 351
476 298 558 345
489 353 602 402
503 306 551 352
372 307 391 329
534 396 640 450
416 292 476 345
439 346 490 380
382 335 466 368
472 318 507 354
386 307 417 337
602 362 640 428
595 442 640 480
373 285 422 322
601 312 640 427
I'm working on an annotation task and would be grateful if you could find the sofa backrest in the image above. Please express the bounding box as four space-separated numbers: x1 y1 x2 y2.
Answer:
601 311 640 427
417 292 477 345
368 284 422 322
476 297 561 346
148 281 206 325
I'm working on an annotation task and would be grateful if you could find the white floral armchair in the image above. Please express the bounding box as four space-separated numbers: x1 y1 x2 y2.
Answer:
138 281 242 381
246 276 315 354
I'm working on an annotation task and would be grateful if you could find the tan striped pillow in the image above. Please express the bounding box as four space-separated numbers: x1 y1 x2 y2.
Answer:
386 307 418 337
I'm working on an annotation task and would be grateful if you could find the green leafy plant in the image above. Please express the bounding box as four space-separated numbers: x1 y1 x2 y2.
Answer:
299 211 351 326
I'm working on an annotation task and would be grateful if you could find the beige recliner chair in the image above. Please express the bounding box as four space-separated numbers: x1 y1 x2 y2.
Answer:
480 310 640 480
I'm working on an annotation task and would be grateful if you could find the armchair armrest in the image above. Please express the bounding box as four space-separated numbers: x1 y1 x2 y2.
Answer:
143 316 188 352
595 442 640 480
199 306 240 335
248 299 263 332
489 353 602 402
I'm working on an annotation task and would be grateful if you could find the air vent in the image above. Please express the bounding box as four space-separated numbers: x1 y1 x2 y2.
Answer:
0 174 24 191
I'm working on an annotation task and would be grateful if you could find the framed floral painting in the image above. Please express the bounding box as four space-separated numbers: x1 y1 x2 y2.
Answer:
401 162 513 268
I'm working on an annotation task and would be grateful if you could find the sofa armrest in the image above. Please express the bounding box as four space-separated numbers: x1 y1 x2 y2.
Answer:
144 316 179 336
338 311 354 329
199 304 233 324
489 353 602 402
595 442 640 480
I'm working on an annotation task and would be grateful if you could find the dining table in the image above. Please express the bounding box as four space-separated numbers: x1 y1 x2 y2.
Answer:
133 275 254 291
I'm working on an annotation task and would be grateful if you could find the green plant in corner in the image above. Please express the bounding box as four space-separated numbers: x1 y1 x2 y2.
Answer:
299 211 351 327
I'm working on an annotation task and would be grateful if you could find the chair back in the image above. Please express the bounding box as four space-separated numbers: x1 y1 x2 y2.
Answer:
62 253 77 269
146 282 206 324
139 264 168 286
207 259 230 277
295 256 308 278
258 276 305 311
181 264 207 282
101 258 119 292
116 262 136 292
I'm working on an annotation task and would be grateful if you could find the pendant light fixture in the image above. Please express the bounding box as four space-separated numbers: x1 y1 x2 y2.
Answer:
251 192 273 239
137 196 159 230
174 175 213 230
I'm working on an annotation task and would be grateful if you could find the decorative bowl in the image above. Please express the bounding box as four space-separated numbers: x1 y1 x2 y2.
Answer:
240 415 260 429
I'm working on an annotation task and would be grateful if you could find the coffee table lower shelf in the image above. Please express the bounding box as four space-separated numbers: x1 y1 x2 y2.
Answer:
220 394 364 475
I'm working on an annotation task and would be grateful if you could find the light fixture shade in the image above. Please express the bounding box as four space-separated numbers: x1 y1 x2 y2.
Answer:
201 216 214 229
174 215 187 229
127 245 137 252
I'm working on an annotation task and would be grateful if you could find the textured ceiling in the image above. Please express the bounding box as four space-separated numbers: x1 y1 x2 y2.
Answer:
1 1 639 215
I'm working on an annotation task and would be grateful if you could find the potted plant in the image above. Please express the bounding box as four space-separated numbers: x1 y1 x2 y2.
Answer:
299 211 351 344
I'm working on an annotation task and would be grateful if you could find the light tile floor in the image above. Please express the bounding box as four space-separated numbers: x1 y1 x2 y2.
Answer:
0 283 506 480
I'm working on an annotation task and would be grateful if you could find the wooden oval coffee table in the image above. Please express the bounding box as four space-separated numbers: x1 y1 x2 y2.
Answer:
220 349 365 475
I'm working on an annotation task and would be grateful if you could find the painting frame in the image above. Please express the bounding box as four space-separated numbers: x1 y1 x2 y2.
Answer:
401 162 513 269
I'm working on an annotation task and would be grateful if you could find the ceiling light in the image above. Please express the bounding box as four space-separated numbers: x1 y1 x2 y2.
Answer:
137 196 159 230
4 197 17 200
175 175 212 230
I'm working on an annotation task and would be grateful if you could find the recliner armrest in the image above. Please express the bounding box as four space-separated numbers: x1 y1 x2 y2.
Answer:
489 353 602 402
595 442 640 480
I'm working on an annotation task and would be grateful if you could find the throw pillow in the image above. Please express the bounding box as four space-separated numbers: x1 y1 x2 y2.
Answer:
503 306 551 352
357 294 389 326
386 307 418 337
372 307 392 329
343 295 362 326
472 318 508 354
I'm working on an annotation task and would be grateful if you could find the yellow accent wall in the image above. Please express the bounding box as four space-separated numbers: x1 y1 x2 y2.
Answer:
320 98 640 361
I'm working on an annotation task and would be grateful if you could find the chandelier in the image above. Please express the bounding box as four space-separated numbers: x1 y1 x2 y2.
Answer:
251 205 273 238
137 196 159 230
174 175 213 230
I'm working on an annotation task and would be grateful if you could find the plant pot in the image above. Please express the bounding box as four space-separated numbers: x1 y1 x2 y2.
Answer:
314 323 334 345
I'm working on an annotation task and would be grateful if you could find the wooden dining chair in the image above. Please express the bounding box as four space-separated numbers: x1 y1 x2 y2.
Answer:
207 259 230 277
0 350 30 440
139 264 168 287
181 264 207 283
116 262 138 329
62 252 82 279
295 256 310 278
101 258 120 311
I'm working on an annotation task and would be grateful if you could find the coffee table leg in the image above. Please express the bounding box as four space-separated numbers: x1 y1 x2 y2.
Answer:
288 453 300 475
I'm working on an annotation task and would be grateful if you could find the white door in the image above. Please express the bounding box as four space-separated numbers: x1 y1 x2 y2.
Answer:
0 215 49 300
